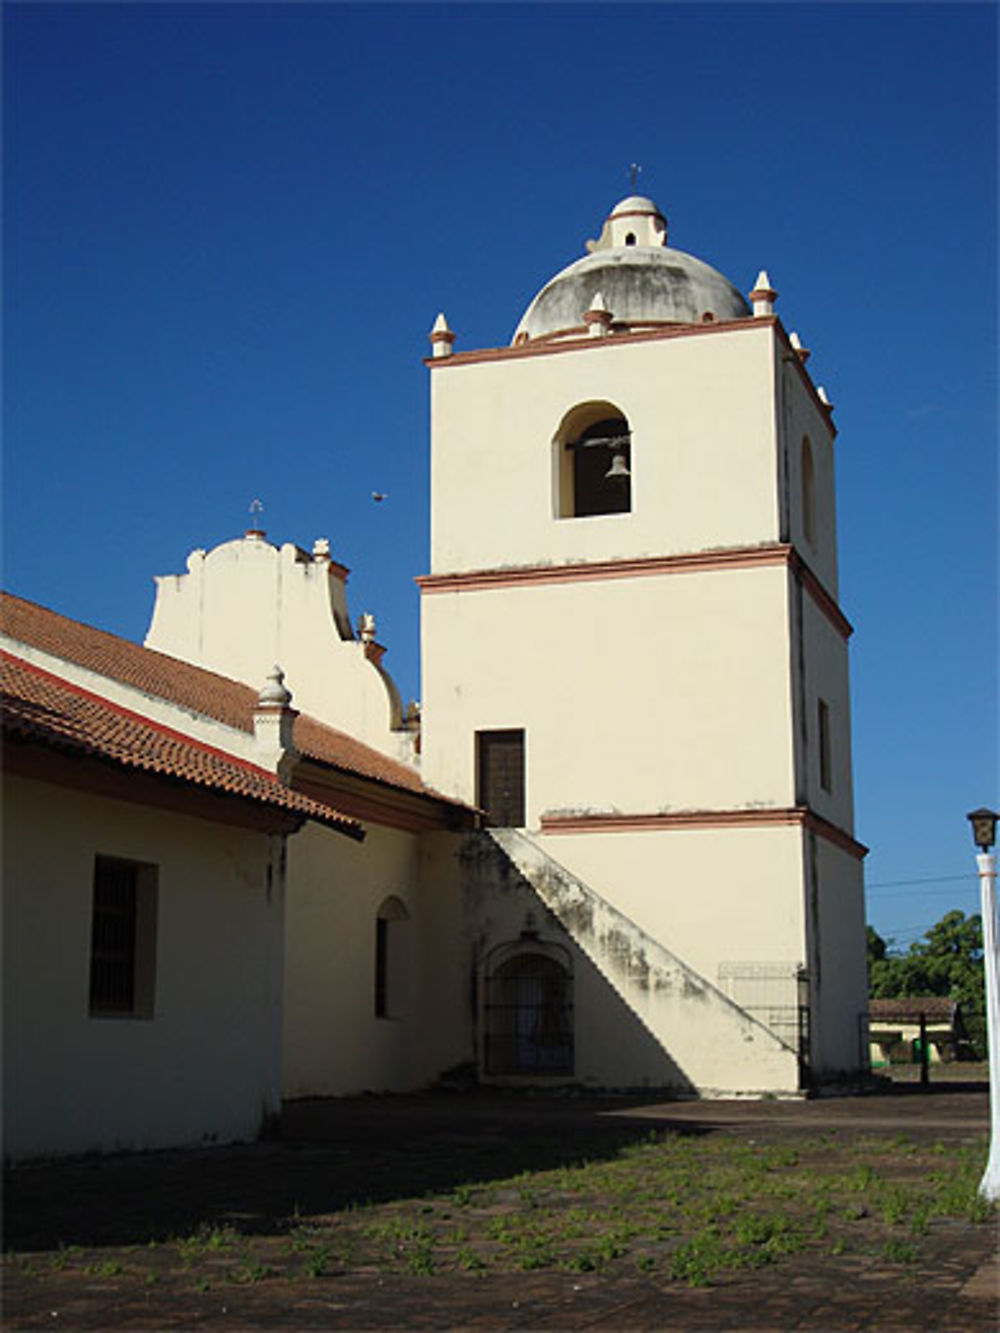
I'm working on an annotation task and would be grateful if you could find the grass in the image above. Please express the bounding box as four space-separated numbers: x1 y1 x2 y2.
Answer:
4 1127 993 1295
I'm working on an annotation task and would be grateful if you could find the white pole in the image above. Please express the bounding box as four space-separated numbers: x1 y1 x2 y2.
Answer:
977 851 1000 1201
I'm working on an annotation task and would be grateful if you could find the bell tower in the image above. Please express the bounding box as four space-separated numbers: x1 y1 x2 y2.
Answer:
419 195 867 1087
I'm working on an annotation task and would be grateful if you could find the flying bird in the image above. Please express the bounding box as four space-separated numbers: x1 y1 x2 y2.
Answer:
372 492 388 503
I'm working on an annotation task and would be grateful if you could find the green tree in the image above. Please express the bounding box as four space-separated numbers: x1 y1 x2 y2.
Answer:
867 910 985 1057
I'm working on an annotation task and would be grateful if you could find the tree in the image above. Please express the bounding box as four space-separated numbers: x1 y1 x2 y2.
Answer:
867 910 985 1057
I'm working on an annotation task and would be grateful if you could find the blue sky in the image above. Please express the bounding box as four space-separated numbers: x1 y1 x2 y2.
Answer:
4 2 997 949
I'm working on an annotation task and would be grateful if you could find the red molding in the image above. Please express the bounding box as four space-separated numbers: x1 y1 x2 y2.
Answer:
793 556 853 639
417 544 853 640
418 544 792 594
540 806 867 859
425 316 774 369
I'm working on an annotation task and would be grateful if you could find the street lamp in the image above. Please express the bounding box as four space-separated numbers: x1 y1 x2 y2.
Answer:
967 807 999 1200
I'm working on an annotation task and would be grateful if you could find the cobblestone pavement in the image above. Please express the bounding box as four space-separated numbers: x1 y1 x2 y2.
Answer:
4 1085 998 1330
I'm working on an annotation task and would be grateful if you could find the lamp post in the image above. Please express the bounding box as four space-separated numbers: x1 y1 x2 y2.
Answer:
967 807 999 1200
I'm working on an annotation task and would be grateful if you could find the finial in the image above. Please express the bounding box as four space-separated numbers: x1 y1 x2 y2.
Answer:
583 291 613 337
429 312 455 358
789 332 811 365
628 162 642 190
817 386 833 410
247 498 265 538
358 612 377 645
312 538 330 559
257 665 292 708
749 271 777 317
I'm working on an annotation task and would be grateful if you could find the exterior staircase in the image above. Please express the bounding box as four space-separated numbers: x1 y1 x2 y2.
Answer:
486 827 801 1096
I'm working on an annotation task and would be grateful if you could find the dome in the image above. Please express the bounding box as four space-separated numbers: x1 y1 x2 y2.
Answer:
609 194 662 218
512 196 750 344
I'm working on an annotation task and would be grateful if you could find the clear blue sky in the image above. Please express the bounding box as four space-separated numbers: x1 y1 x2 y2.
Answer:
4 2 997 950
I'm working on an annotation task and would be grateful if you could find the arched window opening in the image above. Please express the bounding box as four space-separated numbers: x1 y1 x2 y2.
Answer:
374 895 410 1019
625 232 637 246
484 949 573 1075
801 436 816 546
554 401 632 519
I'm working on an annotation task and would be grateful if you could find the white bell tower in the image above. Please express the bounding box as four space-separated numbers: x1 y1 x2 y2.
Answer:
419 195 867 1088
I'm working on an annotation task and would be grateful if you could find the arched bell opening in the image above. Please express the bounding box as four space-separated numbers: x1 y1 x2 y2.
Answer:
553 400 632 519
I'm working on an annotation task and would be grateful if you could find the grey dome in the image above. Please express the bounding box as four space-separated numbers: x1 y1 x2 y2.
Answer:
513 246 751 344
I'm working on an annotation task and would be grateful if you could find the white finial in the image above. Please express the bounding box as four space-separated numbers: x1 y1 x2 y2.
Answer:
429 312 455 358
789 332 811 365
358 612 377 645
750 271 777 317
817 386 833 409
583 290 614 336
257 664 292 708
312 537 330 559
253 666 298 778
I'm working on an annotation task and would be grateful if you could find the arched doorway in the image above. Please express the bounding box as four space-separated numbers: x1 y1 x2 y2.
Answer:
483 947 573 1075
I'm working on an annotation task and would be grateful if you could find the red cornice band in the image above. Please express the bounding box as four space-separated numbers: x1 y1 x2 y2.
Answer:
540 806 867 859
425 315 774 369
418 545 853 640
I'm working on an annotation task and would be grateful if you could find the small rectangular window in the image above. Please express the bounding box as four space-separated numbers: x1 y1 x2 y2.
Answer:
476 729 526 828
89 856 157 1018
818 699 832 793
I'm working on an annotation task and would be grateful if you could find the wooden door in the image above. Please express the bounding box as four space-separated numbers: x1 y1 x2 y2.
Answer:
476 729 525 827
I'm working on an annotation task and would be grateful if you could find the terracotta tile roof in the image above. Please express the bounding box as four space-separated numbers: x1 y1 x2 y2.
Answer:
0 592 446 803
868 997 957 1023
1 652 363 838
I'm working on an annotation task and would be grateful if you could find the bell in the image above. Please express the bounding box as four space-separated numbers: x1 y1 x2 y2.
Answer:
604 452 631 480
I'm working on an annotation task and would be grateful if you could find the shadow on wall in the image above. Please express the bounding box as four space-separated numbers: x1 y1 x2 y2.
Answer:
460 832 697 1096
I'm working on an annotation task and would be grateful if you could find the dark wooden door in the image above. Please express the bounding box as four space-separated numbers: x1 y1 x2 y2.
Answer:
477 729 525 827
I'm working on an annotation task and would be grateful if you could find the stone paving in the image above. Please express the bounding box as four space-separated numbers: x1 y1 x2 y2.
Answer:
3 1085 998 1330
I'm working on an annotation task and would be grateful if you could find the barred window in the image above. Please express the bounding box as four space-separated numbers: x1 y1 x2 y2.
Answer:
89 856 157 1018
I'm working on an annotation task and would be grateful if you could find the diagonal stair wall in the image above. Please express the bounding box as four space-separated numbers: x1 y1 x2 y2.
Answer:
487 828 801 1096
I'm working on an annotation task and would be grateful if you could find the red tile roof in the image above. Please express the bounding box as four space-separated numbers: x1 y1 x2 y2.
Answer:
0 592 447 804
868 997 957 1023
2 652 364 838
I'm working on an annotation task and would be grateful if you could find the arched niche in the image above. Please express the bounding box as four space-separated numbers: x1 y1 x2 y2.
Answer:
374 895 411 1019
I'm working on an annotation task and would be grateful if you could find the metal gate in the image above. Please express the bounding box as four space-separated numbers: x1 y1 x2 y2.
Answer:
483 951 573 1075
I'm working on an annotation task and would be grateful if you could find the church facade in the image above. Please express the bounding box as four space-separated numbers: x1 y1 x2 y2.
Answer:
2 195 868 1160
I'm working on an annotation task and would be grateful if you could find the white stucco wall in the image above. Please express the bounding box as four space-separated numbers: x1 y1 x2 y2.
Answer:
798 590 856 833
534 822 807 985
2 775 285 1161
781 362 839 596
421 563 797 826
282 820 425 1097
429 324 779 575
146 535 410 758
808 835 869 1076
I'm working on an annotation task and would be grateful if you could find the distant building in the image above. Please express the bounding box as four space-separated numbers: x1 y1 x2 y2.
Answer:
2 195 869 1160
869 997 968 1065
